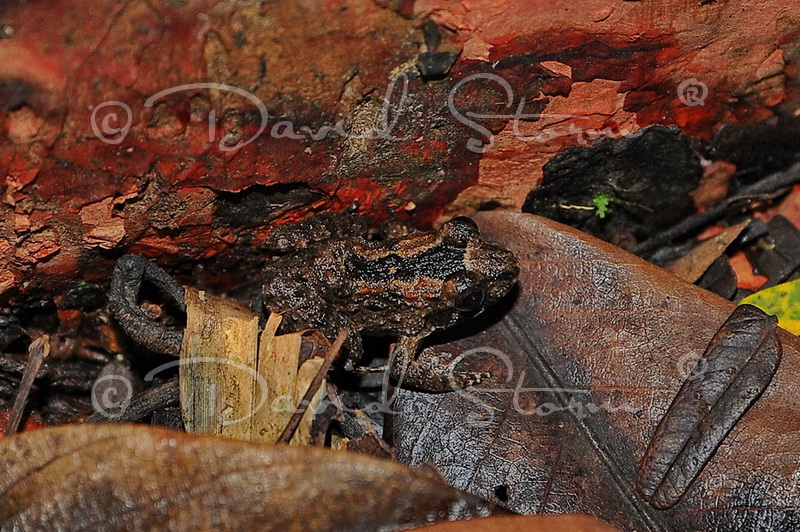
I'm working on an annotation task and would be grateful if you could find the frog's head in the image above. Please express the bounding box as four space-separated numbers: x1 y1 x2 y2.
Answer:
431 217 519 327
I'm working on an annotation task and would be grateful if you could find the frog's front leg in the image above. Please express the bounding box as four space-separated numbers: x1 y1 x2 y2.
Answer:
389 337 489 392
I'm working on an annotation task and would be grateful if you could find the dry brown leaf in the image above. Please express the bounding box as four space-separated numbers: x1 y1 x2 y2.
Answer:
690 160 737 209
0 424 507 531
331 410 396 460
391 212 800 531
729 250 769 290
413 514 620 531
665 221 749 282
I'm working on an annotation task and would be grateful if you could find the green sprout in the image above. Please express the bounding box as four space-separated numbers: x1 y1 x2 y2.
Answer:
591 193 611 219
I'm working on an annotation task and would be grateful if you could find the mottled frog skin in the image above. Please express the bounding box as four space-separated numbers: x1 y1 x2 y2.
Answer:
262 214 519 390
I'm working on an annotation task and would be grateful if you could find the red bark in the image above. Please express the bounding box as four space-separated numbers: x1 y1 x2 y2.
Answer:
0 0 798 296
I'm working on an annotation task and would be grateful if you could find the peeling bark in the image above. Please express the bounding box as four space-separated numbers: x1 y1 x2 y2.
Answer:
0 0 798 296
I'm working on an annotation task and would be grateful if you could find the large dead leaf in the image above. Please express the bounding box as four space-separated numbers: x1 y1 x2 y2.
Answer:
390 212 800 531
415 514 620 531
0 424 507 531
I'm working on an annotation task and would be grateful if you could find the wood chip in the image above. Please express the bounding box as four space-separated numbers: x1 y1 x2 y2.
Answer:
180 288 326 445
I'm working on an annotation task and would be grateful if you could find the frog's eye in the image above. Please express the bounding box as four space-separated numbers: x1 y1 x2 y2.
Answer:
443 271 485 312
456 288 485 312
441 217 480 248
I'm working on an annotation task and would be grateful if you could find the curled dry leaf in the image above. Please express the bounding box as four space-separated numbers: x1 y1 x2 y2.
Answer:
390 212 800 531
636 304 781 509
0 424 507 531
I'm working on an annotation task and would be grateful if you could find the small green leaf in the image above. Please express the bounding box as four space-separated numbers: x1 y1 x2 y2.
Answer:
592 193 611 219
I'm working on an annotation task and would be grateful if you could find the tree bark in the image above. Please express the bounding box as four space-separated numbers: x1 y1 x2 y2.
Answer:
0 0 797 296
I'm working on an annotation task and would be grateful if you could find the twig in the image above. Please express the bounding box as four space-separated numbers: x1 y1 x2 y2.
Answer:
82 376 180 424
276 329 347 444
633 161 800 257
4 335 50 436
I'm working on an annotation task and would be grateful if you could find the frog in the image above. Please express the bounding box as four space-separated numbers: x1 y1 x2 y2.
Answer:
261 213 519 391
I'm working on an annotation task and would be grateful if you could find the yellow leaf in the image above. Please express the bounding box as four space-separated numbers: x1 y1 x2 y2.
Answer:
740 280 800 334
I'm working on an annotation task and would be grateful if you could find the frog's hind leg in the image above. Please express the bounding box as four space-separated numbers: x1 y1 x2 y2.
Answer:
389 338 489 392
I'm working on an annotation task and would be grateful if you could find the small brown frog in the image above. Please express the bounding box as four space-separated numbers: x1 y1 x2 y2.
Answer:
262 214 519 391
